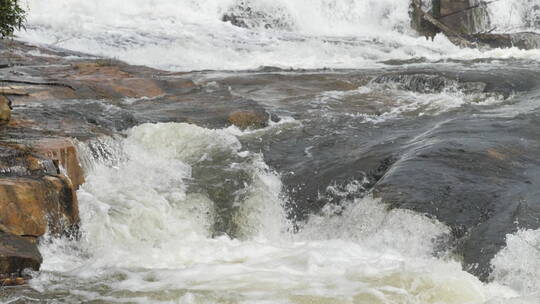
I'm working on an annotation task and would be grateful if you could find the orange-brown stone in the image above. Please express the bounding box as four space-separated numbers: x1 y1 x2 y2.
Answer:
0 95 11 126
228 110 269 129
0 175 79 237
34 138 85 189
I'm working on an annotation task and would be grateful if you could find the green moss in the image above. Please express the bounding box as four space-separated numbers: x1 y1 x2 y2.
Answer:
94 58 123 67
0 0 26 39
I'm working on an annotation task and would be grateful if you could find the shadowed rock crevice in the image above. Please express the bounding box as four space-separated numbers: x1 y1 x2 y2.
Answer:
0 232 42 276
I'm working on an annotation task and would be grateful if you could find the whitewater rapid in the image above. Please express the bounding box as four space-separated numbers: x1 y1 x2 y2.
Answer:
18 122 535 303
8 1 540 303
19 0 540 71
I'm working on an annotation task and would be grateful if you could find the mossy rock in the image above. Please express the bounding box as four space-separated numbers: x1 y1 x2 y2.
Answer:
228 110 269 129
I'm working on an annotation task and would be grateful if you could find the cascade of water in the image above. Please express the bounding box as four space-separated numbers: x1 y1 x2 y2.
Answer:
18 0 540 71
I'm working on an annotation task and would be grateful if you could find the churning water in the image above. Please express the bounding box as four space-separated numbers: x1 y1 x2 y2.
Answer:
23 123 527 303
6 0 540 303
19 0 540 71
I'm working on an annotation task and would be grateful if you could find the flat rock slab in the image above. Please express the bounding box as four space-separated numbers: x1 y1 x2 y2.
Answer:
0 232 42 275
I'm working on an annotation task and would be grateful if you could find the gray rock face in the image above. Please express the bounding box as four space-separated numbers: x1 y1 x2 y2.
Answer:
373 73 487 94
439 0 490 35
0 232 42 275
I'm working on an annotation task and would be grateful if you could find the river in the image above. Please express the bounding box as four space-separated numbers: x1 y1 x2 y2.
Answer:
6 0 540 303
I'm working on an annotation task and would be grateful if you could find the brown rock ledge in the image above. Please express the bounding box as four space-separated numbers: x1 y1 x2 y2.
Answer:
0 174 79 238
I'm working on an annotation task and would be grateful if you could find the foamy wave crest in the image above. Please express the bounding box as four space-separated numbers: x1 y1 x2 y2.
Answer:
51 123 284 271
25 122 525 303
490 228 540 296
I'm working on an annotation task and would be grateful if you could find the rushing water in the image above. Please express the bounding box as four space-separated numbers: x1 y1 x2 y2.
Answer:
19 0 540 71
5 0 540 303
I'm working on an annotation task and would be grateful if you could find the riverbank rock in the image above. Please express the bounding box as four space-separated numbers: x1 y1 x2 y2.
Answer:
0 95 11 126
0 232 42 275
35 138 85 189
0 175 79 237
228 110 269 129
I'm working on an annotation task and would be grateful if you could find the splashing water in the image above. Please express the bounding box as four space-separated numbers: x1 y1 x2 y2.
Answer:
15 122 527 303
19 0 540 71
489 0 540 32
8 1 540 303
491 229 540 296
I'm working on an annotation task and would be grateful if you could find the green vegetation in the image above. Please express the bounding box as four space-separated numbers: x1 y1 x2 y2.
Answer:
0 0 26 39
95 57 124 67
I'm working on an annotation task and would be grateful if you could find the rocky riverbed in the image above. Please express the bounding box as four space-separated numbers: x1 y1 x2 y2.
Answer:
1 36 540 302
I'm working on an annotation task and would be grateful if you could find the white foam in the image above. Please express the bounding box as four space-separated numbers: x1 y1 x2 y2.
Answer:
19 0 540 71
310 82 505 124
489 0 540 33
27 122 530 303
491 228 540 296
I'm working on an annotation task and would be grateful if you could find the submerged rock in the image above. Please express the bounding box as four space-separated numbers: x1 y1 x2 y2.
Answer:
228 110 269 129
373 73 487 94
0 232 42 275
0 95 11 126
472 32 540 50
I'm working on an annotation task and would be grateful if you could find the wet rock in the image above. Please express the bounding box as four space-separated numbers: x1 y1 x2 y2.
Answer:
35 138 85 189
410 0 441 39
439 0 490 35
0 145 58 177
222 1 293 30
472 32 540 50
228 110 269 129
0 175 79 237
373 73 486 94
373 123 540 281
0 95 12 126
71 62 165 99
0 232 42 275
0 87 28 96
0 276 27 286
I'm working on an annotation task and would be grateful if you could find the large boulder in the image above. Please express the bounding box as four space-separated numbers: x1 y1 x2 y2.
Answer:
0 175 79 237
0 232 42 275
